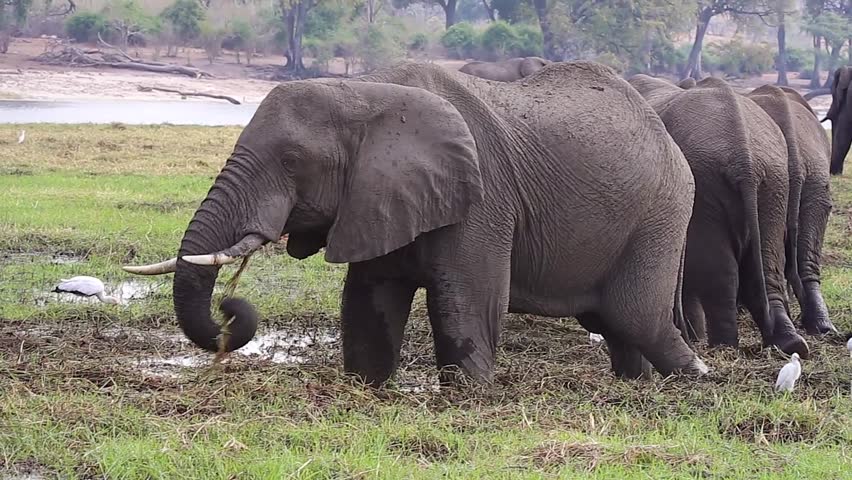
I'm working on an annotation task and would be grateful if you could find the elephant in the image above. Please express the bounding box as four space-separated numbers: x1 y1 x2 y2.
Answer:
457 56 551 82
824 66 852 175
745 85 836 336
628 75 808 357
124 61 708 385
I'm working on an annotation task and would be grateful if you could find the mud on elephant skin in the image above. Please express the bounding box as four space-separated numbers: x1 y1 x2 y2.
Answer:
746 85 836 337
125 61 708 386
457 56 551 82
629 74 809 358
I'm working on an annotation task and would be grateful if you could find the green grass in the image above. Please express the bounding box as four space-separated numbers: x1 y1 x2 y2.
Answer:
0 124 851 479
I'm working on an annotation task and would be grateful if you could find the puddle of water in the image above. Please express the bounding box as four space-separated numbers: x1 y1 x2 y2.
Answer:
35 279 163 305
132 328 339 378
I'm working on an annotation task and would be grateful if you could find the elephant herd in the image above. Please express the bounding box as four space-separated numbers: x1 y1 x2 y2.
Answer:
124 58 845 387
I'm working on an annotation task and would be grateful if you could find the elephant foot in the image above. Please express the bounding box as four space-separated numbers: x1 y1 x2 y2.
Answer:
800 282 837 335
606 337 653 380
766 330 810 359
437 361 493 386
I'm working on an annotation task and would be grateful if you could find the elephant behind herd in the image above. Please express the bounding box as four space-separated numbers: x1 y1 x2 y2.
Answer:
124 59 839 387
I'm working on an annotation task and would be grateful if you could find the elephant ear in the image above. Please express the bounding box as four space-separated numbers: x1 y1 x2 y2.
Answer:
826 67 852 121
324 82 483 264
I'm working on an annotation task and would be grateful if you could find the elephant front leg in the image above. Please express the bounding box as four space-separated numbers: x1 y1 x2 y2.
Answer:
340 263 417 387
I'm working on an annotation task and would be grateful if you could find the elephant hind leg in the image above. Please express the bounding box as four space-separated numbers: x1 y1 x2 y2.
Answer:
578 313 652 379
341 263 417 387
599 236 708 378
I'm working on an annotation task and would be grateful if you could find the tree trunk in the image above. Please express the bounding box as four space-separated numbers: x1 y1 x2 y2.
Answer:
482 0 495 21
776 13 788 86
682 8 713 80
823 43 841 88
532 0 556 60
284 0 309 73
442 0 457 29
810 35 822 89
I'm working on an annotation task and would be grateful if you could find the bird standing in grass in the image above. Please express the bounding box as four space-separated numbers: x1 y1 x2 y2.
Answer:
17 130 25 144
774 352 801 393
53 276 120 304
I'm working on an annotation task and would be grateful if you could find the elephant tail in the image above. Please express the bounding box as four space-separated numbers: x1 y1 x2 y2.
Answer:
742 184 771 331
673 237 691 343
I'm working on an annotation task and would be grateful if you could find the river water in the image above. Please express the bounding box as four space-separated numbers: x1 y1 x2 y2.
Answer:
0 99 830 129
0 99 259 126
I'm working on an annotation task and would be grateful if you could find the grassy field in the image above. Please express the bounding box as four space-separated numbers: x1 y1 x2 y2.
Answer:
1 124 851 479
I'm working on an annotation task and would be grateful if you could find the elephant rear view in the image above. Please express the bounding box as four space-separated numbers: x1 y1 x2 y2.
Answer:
125 62 707 385
629 75 807 357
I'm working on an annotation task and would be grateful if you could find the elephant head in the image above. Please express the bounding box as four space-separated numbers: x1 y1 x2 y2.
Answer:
824 66 852 175
124 80 483 354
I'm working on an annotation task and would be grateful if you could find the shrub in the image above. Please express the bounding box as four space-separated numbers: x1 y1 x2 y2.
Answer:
780 47 813 73
705 40 775 77
198 21 226 64
409 32 429 52
441 22 478 59
509 23 542 57
66 11 108 43
359 23 404 73
480 21 517 59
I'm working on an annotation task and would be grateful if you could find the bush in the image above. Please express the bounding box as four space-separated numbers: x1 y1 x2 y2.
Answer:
442 22 478 59
198 21 226 64
480 21 517 59
780 47 813 73
704 40 775 77
409 32 429 52
359 23 404 73
509 24 542 57
66 11 108 43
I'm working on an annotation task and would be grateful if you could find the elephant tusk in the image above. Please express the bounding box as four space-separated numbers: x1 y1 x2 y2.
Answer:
182 252 239 266
122 257 178 275
182 233 269 267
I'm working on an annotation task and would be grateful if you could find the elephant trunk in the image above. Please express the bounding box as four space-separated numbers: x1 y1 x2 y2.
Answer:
173 151 293 353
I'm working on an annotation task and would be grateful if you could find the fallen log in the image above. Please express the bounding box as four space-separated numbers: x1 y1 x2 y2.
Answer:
102 61 208 78
137 85 241 104
37 45 213 79
803 88 831 100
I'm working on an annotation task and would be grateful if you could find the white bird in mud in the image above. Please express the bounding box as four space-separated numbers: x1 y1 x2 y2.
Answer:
589 332 604 345
17 130 25 144
774 352 802 393
53 276 120 304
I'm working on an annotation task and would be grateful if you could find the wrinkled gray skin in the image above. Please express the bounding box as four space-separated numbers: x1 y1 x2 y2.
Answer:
629 75 808 357
166 62 707 386
745 85 836 337
458 56 551 82
824 66 852 175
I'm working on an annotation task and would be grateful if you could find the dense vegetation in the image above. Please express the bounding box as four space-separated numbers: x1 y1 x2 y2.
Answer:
0 0 850 80
0 0 852 80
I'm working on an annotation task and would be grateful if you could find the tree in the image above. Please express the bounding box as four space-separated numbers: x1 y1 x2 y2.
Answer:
161 0 204 63
681 1 777 80
393 0 458 28
2 0 75 53
279 0 317 73
101 0 158 51
803 1 852 88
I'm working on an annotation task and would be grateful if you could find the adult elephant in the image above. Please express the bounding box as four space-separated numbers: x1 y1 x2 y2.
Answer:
823 66 852 175
628 75 808 357
457 56 550 82
124 62 707 384
746 85 836 336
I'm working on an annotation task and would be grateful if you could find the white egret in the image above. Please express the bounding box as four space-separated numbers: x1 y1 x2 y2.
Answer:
17 130 25 144
774 352 801 393
589 332 603 345
53 276 120 304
